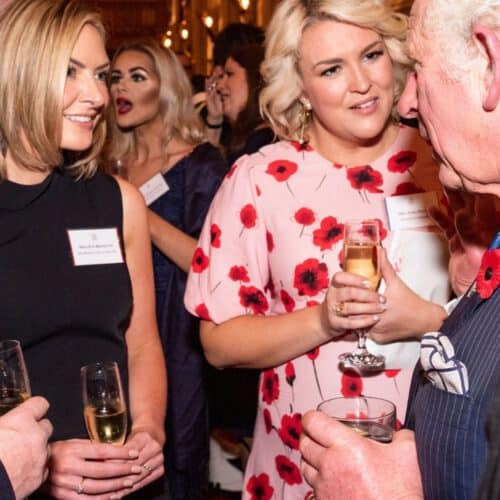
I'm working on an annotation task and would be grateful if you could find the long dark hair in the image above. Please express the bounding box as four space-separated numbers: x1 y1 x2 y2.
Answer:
227 43 265 154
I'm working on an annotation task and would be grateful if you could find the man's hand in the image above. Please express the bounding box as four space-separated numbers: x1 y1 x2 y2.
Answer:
0 396 52 499
300 410 423 500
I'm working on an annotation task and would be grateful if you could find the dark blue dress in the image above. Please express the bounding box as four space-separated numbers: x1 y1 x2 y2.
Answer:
149 142 227 500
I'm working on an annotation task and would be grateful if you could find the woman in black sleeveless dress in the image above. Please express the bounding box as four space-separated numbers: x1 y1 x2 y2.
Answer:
0 1 166 498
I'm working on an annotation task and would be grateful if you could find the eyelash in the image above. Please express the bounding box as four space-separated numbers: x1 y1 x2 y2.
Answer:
320 50 385 77
67 65 77 78
365 50 384 62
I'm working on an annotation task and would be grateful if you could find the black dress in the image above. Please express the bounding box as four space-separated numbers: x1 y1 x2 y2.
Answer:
0 167 132 492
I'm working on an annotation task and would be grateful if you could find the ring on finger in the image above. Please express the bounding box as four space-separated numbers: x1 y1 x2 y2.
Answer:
306 493 316 500
76 477 86 495
334 301 346 317
142 463 153 473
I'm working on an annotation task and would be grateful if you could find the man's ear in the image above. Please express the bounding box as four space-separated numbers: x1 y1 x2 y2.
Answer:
474 23 500 111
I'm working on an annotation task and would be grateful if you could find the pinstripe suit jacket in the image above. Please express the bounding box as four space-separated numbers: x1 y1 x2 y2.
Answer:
405 288 500 500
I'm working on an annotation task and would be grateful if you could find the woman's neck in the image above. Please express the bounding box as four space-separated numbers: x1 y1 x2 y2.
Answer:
307 120 399 167
5 151 50 185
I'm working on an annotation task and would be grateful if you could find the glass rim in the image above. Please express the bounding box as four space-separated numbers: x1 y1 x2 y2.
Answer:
80 360 119 374
317 395 396 420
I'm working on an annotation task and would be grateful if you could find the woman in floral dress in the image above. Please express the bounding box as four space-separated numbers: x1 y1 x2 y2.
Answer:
185 1 451 498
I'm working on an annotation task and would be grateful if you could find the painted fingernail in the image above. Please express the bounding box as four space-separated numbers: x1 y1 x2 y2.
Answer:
123 480 133 488
131 465 142 474
362 280 371 288
128 449 139 458
379 295 386 303
379 303 387 311
373 315 380 321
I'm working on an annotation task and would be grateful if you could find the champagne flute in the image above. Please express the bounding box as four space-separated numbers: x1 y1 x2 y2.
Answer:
81 361 127 445
0 340 31 416
318 396 396 443
338 219 385 371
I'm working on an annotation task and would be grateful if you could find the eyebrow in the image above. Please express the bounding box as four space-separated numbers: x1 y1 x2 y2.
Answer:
70 58 110 71
128 66 149 73
313 40 384 68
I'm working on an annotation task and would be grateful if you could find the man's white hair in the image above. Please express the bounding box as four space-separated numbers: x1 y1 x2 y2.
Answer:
425 0 500 80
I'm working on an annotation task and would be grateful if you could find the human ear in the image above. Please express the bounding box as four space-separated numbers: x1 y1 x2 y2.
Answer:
474 23 500 111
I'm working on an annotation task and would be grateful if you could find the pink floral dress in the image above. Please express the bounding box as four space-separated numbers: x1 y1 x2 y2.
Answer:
184 125 450 499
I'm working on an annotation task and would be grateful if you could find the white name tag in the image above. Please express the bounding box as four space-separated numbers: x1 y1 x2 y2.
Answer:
385 192 439 231
139 173 169 206
68 228 124 266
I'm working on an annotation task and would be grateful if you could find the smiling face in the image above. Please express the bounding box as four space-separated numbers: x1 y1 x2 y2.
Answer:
61 24 109 151
109 49 161 129
298 20 395 149
217 56 249 123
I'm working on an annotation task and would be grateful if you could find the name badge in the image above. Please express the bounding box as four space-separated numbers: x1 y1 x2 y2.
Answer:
139 173 169 206
67 228 124 266
385 192 439 231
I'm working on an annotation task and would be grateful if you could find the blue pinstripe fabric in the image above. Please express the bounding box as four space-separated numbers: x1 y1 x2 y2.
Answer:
405 288 500 500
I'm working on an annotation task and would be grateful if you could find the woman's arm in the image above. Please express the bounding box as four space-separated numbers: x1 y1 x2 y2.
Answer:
148 209 196 273
200 275 386 369
116 177 166 488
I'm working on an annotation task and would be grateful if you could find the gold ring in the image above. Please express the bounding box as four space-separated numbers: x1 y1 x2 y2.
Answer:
77 477 85 495
143 464 153 473
306 493 316 500
334 301 346 317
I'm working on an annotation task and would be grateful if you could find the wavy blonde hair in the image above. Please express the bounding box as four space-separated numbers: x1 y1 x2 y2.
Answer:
104 39 204 164
0 0 107 181
260 0 411 141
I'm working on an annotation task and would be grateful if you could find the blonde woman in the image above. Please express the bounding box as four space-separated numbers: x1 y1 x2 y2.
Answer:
105 39 227 499
184 0 450 498
0 1 166 498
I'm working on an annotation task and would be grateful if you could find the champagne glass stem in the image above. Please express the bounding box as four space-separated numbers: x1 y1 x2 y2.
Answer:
356 329 367 350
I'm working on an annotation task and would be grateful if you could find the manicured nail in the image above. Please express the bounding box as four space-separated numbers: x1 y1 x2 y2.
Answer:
110 494 120 500
379 303 387 311
372 315 380 321
123 480 133 488
379 295 386 303
128 449 139 458
362 280 371 288
131 465 142 474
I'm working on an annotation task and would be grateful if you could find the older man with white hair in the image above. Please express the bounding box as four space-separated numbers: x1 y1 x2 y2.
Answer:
299 0 500 499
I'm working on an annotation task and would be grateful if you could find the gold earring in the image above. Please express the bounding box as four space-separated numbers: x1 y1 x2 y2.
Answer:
298 101 312 146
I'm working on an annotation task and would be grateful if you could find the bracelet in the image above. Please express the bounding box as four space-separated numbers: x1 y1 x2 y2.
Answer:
205 119 223 129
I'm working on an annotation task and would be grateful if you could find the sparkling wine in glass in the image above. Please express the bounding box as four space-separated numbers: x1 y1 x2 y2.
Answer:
0 340 31 416
81 361 127 445
339 219 385 371
318 396 396 443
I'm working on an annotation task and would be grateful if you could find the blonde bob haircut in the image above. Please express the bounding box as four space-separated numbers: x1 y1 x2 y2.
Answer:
260 0 411 142
105 39 204 164
0 0 107 181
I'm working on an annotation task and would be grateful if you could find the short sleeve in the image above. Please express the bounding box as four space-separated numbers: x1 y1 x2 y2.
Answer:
184 154 271 324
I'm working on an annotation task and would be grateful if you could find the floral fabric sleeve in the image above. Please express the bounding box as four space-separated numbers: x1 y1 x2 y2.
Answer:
185 156 271 324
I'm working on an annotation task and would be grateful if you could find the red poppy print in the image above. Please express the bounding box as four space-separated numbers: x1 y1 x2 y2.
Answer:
285 362 296 386
341 370 363 397
261 369 280 404
278 413 302 450
392 182 424 196
194 303 211 321
294 207 316 226
333 163 344 169
360 218 387 242
313 216 344 251
293 258 329 297
291 141 313 152
263 408 273 434
192 247 209 273
346 165 384 197
239 285 269 314
384 369 401 378
477 249 500 299
266 160 298 182
280 289 296 312
266 231 275 252
210 224 221 248
256 185 261 196
264 275 276 299
240 204 257 229
306 300 319 307
275 455 303 485
229 265 250 283
226 163 238 179
246 473 274 500
387 150 417 174
307 347 319 360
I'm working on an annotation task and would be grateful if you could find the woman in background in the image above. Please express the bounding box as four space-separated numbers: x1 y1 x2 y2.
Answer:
0 1 166 498
106 39 227 499
185 0 450 498
204 44 274 164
